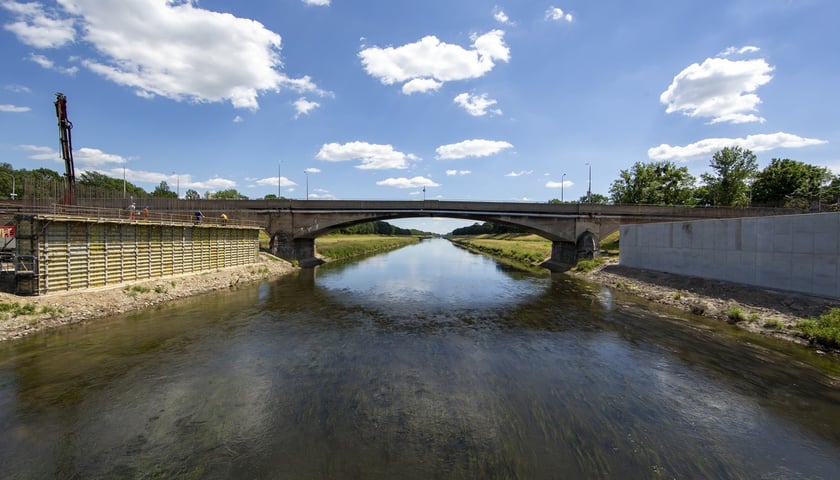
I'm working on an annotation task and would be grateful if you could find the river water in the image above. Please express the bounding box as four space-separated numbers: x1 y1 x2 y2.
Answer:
1 239 839 479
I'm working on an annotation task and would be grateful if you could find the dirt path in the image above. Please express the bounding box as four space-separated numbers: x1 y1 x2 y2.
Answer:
0 253 297 342
572 258 840 355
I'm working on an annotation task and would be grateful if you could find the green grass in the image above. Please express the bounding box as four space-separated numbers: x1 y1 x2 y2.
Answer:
0 302 38 317
727 305 747 323
571 257 606 273
763 318 784 330
796 308 840 349
449 235 552 266
316 234 421 261
600 230 620 255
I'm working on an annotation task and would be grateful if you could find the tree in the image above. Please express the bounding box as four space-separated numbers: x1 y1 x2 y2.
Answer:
263 194 279 200
609 161 696 205
152 181 177 198
580 193 610 204
212 188 248 200
751 158 833 208
184 189 200 200
78 171 146 197
700 147 758 207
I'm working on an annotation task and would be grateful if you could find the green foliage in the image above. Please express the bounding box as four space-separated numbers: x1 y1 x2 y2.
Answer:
450 221 522 236
317 234 420 260
338 221 416 236
571 257 606 273
796 308 840 348
124 285 151 297
700 146 759 207
609 160 696 205
184 189 201 200
578 193 610 204
726 305 746 322
79 171 146 197
751 158 833 207
450 236 552 265
152 181 177 198
212 188 248 200
763 318 784 330
0 302 38 317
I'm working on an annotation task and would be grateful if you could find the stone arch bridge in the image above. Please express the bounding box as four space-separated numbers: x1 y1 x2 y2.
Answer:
245 200 785 270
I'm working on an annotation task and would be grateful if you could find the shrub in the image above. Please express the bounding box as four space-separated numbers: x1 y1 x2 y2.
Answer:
796 308 840 349
571 257 605 273
727 305 746 323
763 318 784 330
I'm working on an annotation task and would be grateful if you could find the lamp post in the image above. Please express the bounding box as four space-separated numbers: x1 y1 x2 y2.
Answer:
304 170 309 200
1 172 16 200
561 173 566 202
586 162 592 203
278 160 282 198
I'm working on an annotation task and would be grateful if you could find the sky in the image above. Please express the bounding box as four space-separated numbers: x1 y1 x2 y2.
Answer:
1 0 838 233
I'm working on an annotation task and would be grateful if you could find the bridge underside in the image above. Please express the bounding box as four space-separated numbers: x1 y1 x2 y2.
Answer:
266 210 614 271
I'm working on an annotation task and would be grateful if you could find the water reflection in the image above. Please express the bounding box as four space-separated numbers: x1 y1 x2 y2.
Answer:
0 239 838 479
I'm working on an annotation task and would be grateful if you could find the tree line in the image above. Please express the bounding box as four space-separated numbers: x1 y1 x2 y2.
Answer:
551 147 838 210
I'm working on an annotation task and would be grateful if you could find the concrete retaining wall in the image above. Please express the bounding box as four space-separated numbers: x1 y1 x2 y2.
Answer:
619 213 840 299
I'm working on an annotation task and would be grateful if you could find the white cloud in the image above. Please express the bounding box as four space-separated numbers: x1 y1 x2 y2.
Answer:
302 0 330 5
648 132 828 161
376 176 440 189
316 141 417 170
545 6 573 22
402 78 443 94
5 84 32 93
453 92 501 116
718 45 760 57
545 180 572 188
1 0 76 48
28 53 78 75
0 104 30 112
26 0 325 110
19 144 60 162
660 53 774 124
505 170 532 177
256 176 297 187
493 7 513 25
74 147 129 166
359 30 509 94
293 97 320 117
304 167 321 174
233 115 243 123
436 139 513 160
445 170 471 176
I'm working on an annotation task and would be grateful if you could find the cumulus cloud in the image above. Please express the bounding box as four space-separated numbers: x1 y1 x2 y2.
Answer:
545 180 572 188
5 84 31 93
436 139 513 160
1 0 76 48
545 6 573 22
302 0 330 5
660 50 774 124
446 170 471 176
359 30 509 94
7 0 325 110
505 170 532 177
256 176 297 187
648 132 828 161
376 176 440 189
718 45 760 57
315 141 418 170
19 144 60 162
74 147 129 166
454 92 501 116
293 97 320 117
0 104 30 112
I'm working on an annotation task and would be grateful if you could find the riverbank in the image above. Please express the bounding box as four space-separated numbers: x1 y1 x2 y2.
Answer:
449 235 840 355
316 234 422 261
0 253 297 342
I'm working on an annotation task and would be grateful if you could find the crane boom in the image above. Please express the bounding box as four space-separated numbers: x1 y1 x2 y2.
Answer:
54 92 75 205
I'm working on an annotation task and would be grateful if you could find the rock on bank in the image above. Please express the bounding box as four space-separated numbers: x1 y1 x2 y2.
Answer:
0 253 297 342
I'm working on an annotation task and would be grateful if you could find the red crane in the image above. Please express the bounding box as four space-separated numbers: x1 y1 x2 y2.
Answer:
54 92 76 205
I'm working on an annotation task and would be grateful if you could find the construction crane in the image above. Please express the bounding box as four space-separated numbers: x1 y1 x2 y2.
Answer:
54 92 76 205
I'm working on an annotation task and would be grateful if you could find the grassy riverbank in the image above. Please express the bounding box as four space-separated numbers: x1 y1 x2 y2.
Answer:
316 234 422 261
448 234 552 267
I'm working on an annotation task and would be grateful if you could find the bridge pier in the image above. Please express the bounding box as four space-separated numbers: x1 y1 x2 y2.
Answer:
543 232 600 272
271 235 323 267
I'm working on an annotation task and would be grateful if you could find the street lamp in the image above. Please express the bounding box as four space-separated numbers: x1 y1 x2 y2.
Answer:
3 173 16 200
304 170 309 200
586 162 592 203
278 160 282 198
561 173 566 202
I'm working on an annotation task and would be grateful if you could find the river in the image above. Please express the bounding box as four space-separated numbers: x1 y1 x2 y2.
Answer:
1 238 839 479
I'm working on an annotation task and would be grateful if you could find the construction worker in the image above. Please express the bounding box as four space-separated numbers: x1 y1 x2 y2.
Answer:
220 213 228 225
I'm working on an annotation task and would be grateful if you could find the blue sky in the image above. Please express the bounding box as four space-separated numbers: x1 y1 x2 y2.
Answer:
1 0 838 233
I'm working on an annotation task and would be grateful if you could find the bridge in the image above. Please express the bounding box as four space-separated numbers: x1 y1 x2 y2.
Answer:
8 199 792 271
245 200 789 270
